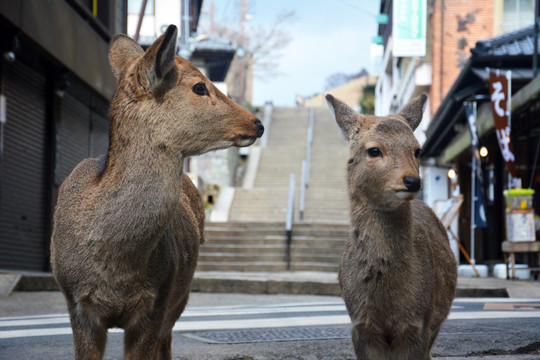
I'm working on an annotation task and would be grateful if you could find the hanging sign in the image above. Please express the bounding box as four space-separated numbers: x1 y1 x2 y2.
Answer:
392 0 427 57
488 68 517 187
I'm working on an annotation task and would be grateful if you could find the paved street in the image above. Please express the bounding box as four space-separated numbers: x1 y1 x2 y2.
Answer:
0 293 539 359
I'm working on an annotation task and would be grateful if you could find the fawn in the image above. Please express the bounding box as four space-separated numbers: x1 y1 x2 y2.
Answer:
50 25 263 360
326 93 457 360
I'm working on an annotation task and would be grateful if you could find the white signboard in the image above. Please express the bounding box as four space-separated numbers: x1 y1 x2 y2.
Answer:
393 0 427 57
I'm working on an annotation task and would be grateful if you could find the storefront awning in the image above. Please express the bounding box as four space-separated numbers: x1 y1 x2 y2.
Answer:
441 75 540 163
423 24 540 163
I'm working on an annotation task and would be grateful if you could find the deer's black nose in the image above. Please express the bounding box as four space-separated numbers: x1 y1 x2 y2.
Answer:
403 177 422 192
255 120 264 138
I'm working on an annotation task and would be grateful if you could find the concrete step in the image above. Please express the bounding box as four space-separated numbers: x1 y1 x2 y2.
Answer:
196 261 339 273
201 243 284 253
199 252 285 262
2 270 518 297
265 235 348 245
290 262 339 272
198 251 341 264
200 220 349 273
201 242 346 256
196 261 288 272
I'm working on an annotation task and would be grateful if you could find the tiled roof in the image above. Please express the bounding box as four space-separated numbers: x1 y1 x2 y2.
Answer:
471 24 540 57
193 37 236 53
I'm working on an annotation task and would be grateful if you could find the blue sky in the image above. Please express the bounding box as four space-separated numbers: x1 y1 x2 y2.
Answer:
200 0 379 106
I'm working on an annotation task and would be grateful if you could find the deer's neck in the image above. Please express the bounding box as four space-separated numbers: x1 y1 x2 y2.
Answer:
349 197 413 259
93 140 184 258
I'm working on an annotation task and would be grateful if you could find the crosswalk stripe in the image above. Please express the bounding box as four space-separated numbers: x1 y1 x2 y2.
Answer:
1 300 539 340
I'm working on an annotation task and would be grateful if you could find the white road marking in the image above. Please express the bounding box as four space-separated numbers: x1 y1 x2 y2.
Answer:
1 300 539 340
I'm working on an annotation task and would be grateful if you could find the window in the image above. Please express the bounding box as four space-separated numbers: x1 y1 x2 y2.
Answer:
501 0 534 34
128 0 155 15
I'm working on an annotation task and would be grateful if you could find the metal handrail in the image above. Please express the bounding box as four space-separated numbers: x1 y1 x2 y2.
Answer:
285 105 313 269
260 102 273 148
306 105 314 187
285 173 295 270
299 160 307 220
299 105 314 221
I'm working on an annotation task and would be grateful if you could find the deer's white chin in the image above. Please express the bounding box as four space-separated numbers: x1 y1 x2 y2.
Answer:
395 190 417 200
234 137 257 147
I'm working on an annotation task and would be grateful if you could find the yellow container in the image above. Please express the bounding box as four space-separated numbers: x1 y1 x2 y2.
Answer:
504 189 535 210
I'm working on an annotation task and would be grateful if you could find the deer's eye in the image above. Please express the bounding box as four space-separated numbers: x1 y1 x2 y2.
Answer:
414 148 423 159
367 147 382 158
192 82 209 96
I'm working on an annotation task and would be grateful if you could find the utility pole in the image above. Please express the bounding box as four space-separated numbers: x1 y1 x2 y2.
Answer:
534 0 538 77
236 0 247 104
200 1 214 35
240 0 247 45
209 1 214 35
183 0 190 50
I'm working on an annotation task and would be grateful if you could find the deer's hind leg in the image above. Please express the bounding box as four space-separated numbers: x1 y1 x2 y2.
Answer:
68 302 107 360
156 332 173 360
124 316 163 360
351 323 387 360
154 293 190 359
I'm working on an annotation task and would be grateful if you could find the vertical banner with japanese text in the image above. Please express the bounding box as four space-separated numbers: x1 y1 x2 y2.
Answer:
488 69 517 187
465 101 488 228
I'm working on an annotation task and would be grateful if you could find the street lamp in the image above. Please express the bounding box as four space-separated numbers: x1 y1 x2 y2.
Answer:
480 146 488 158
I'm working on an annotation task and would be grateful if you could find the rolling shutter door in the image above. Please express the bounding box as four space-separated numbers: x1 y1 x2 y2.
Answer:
56 93 90 185
0 61 48 271
90 111 109 158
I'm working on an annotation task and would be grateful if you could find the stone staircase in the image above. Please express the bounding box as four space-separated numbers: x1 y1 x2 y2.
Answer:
228 106 349 223
305 107 350 223
197 105 351 273
198 221 349 272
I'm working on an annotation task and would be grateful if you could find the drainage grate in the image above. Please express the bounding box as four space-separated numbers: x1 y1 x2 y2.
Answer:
182 326 351 344
439 321 520 335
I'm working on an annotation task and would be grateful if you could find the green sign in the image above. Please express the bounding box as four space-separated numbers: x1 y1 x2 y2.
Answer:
393 0 426 57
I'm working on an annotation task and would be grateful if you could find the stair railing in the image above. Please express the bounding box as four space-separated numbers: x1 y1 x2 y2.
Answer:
299 160 307 220
285 173 295 270
299 105 314 221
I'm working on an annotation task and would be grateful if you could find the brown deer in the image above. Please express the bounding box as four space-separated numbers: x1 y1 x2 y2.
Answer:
50 25 263 360
325 93 457 360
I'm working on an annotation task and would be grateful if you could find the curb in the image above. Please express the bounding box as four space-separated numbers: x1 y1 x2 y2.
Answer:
1 272 510 298
191 277 341 296
0 272 58 296
0 273 21 297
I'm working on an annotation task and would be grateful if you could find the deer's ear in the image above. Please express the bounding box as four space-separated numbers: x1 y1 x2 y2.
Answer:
109 34 144 78
137 25 178 91
398 93 427 131
325 94 358 140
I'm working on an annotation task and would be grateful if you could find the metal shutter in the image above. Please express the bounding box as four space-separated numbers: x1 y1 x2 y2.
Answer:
0 60 48 271
56 93 90 185
90 110 109 158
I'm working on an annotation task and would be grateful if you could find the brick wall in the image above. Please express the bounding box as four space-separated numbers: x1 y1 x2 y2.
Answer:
430 0 495 117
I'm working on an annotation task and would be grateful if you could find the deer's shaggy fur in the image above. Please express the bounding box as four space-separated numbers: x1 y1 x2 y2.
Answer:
51 26 263 359
326 93 456 360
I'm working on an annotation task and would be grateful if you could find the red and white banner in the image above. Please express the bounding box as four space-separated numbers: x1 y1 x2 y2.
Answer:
488 69 517 186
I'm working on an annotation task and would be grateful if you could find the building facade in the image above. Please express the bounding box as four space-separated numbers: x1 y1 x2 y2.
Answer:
375 0 537 266
0 0 126 271
423 26 540 264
